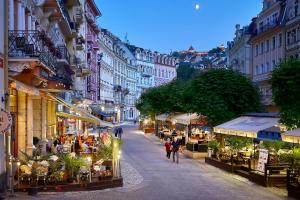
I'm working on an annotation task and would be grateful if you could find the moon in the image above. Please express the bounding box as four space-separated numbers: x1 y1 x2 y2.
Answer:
195 4 200 10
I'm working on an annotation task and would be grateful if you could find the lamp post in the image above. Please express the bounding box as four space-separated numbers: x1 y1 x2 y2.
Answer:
16 161 20 189
87 156 92 183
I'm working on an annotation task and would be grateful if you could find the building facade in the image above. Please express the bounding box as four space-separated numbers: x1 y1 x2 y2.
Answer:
97 29 115 118
251 0 286 112
154 53 177 86
227 24 253 76
285 0 300 58
126 45 155 100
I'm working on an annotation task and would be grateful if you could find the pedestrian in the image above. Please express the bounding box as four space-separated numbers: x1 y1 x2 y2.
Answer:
114 127 119 137
164 138 172 159
171 129 177 137
171 137 180 164
118 127 123 139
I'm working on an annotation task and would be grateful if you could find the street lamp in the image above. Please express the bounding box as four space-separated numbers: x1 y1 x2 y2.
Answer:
87 156 92 183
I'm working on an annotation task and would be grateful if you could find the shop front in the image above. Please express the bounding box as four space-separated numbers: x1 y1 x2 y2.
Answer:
205 113 295 187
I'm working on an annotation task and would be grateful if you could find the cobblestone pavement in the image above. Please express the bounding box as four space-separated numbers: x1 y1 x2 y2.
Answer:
9 126 293 200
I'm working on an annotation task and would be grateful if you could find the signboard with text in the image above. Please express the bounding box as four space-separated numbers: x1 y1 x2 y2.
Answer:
257 149 269 173
0 109 12 134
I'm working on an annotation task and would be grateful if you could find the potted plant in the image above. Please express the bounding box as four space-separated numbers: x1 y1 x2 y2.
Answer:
208 140 220 159
61 153 87 183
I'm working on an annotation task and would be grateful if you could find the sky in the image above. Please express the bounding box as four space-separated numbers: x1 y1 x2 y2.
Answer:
95 0 262 53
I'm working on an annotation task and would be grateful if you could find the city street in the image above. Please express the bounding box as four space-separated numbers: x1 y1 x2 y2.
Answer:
12 125 290 200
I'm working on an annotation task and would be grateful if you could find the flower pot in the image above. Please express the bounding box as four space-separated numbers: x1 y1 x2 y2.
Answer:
28 187 38 196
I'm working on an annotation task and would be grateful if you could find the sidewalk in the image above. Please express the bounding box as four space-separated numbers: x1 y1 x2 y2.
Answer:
143 131 288 198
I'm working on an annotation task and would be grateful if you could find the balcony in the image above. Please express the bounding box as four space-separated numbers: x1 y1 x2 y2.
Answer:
76 36 85 50
8 30 57 72
253 72 272 82
57 0 75 36
286 13 300 26
93 42 100 50
75 7 83 24
86 34 94 43
56 45 71 64
76 66 92 77
257 21 279 34
261 95 273 106
286 39 300 51
141 71 152 77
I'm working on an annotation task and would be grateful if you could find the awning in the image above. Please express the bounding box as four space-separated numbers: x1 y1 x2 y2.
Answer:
91 106 115 117
48 94 114 127
282 128 300 144
214 116 279 138
171 113 201 125
257 126 282 141
155 114 169 121
56 112 98 123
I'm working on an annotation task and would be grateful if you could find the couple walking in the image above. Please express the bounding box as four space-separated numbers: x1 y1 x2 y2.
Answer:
164 138 180 164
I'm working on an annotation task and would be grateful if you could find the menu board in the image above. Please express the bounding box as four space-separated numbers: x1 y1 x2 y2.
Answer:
257 149 268 173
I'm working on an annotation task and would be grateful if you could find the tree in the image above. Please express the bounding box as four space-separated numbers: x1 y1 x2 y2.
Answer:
272 59 300 129
176 63 199 81
188 69 261 127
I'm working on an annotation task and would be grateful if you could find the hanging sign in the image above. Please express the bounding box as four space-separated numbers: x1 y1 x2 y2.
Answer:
257 149 269 173
0 109 12 134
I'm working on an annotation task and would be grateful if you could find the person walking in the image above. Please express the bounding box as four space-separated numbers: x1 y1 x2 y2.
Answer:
118 126 123 139
114 127 119 138
171 138 180 164
164 138 172 159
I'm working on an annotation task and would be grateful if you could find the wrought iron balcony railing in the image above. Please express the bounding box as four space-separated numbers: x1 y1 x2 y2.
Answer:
8 30 57 71
57 45 71 64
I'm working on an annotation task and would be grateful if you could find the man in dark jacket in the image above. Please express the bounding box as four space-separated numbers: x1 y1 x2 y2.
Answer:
171 138 180 164
118 127 123 139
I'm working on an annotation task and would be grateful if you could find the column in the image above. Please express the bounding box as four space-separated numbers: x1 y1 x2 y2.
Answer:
27 13 32 30
9 0 14 30
17 1 24 30
26 94 33 155
17 91 26 154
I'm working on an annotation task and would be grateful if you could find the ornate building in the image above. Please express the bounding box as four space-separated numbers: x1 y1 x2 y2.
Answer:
154 53 177 86
126 45 155 100
227 24 253 77
285 0 300 58
251 0 286 112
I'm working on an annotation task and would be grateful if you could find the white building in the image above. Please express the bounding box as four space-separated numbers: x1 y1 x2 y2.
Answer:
98 29 115 116
126 45 155 100
154 53 177 86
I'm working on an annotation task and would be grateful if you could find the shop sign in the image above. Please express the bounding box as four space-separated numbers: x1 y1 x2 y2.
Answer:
257 149 268 173
0 109 12 134
68 119 76 124
0 57 3 69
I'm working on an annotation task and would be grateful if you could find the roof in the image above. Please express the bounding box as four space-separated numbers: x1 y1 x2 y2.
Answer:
243 112 280 118
214 116 280 138
282 128 300 144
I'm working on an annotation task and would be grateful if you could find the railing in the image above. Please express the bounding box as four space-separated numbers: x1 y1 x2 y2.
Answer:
257 21 279 34
286 39 300 50
8 30 57 71
252 72 272 82
57 45 71 64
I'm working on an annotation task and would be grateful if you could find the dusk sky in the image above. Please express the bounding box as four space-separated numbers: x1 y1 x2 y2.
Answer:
95 0 262 53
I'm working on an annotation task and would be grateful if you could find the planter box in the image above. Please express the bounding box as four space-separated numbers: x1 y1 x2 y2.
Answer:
183 150 207 159
16 177 123 193
288 183 300 199
205 157 242 173
144 128 155 134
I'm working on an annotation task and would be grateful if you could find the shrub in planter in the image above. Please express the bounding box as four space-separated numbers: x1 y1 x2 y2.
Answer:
61 153 88 182
208 140 220 158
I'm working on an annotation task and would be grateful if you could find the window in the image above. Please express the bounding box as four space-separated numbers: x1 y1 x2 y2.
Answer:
255 45 259 56
266 40 269 52
261 64 264 74
272 60 276 69
279 33 282 47
260 42 264 54
255 65 259 75
266 62 270 72
272 36 276 49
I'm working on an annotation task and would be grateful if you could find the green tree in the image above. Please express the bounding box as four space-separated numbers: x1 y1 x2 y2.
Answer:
176 63 199 81
188 69 261 127
271 59 300 129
